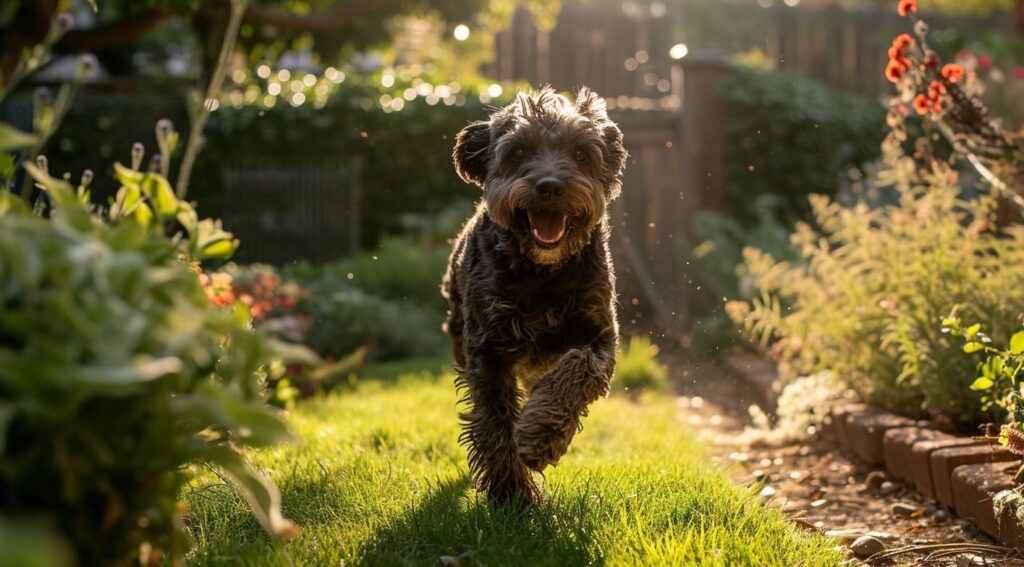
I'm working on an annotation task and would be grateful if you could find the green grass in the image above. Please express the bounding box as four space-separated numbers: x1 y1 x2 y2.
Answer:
184 371 841 566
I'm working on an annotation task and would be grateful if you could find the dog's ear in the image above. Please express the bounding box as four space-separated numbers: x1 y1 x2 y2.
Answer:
453 120 491 187
575 87 608 120
577 88 628 200
601 120 627 200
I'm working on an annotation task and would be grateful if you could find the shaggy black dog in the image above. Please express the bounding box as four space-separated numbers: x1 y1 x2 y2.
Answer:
442 87 628 504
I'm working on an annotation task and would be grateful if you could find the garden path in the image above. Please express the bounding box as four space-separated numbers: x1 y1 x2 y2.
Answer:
665 349 1015 566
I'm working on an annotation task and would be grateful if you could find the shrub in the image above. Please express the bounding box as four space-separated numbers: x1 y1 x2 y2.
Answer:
614 336 669 394
0 185 294 564
687 195 798 356
729 157 1024 425
722 64 886 224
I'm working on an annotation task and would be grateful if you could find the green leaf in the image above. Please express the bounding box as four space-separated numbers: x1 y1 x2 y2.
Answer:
85 0 98 11
965 324 982 340
0 402 14 456
200 238 238 260
199 444 298 539
141 174 177 216
1011 332 1024 354
113 162 145 187
133 202 153 227
0 122 39 152
0 152 14 184
964 341 985 354
970 377 995 391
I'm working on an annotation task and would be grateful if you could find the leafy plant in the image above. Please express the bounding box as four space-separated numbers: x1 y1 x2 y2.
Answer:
0 184 296 564
729 156 1024 424
613 336 669 395
721 64 885 224
943 312 1024 448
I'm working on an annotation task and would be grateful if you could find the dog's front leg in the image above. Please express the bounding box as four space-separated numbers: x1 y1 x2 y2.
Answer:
458 350 543 505
514 331 617 472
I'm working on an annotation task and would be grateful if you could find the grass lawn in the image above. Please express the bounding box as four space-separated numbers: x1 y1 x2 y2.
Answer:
184 367 842 566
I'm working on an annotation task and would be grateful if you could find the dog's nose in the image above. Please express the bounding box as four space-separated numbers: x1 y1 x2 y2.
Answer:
535 177 565 198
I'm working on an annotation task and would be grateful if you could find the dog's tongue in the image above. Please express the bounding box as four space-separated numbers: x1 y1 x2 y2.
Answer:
529 211 567 244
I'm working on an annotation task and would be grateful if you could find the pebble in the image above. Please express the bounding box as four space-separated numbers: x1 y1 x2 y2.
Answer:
879 481 897 496
751 469 766 482
759 486 777 498
933 509 950 522
891 502 919 517
851 535 885 559
865 470 888 489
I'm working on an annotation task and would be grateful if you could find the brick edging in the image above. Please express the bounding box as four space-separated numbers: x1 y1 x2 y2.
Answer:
722 355 1024 549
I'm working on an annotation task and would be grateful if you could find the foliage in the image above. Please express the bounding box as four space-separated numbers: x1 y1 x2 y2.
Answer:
0 186 295 564
687 196 798 357
943 313 1024 450
182 369 843 566
613 336 669 394
728 152 1024 424
721 64 886 224
198 90 487 247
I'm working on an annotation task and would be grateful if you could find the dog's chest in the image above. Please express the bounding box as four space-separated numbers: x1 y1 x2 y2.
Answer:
512 354 559 392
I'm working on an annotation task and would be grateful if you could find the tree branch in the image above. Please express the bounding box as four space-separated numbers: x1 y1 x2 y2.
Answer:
243 0 384 33
56 8 173 53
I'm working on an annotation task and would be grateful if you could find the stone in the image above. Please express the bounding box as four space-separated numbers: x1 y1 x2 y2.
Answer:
879 481 897 496
850 535 884 559
932 509 950 522
865 470 887 489
891 502 918 517
931 444 1015 508
846 412 915 466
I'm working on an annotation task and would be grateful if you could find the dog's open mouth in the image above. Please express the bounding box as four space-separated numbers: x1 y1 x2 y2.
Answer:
527 210 568 247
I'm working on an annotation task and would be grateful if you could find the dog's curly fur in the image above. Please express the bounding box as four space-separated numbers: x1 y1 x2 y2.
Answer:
442 87 627 505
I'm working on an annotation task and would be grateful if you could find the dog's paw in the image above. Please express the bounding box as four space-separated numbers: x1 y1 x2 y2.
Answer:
514 399 578 472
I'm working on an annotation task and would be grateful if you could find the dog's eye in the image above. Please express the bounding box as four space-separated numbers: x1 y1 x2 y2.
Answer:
574 149 587 163
510 147 525 162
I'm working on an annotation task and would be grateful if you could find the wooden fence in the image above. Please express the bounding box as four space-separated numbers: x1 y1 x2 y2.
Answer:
486 0 1012 98
221 158 361 264
608 54 727 337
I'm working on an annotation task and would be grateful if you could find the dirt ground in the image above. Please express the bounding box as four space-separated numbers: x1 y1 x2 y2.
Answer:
665 349 1024 566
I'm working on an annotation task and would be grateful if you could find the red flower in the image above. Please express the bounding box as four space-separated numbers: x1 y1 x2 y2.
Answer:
888 34 915 60
927 79 947 99
978 55 993 70
1014 66 1024 80
885 60 906 83
912 94 932 115
941 63 965 83
897 0 917 16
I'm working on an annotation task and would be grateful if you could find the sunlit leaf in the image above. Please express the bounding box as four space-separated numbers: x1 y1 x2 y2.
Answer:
965 323 981 340
970 377 994 391
1011 332 1024 354
964 341 985 354
0 123 39 152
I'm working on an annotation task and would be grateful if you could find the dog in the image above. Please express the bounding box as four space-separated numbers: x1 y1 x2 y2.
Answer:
442 87 627 504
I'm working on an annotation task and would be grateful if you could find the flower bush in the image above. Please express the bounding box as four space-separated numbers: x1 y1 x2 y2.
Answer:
730 0 1024 427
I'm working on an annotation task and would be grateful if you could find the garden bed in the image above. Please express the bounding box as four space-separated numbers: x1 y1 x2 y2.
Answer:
714 351 1024 562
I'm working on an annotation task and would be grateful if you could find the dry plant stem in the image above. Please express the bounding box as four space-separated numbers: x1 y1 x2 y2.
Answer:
20 82 77 202
866 542 1022 563
174 0 248 200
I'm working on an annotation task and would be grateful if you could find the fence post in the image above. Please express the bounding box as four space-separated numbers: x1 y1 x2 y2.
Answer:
676 49 728 212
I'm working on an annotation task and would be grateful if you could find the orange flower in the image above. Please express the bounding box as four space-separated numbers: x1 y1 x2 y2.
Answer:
897 0 917 16
941 63 965 83
885 60 905 83
888 34 915 60
912 94 932 115
927 79 947 99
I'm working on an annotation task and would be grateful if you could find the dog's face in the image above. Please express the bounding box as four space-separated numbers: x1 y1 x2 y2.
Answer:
453 88 627 265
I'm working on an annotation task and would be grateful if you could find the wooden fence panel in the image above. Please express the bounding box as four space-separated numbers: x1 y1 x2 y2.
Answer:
221 158 361 265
